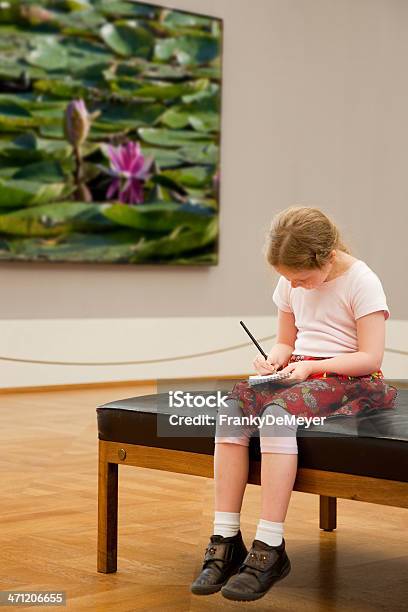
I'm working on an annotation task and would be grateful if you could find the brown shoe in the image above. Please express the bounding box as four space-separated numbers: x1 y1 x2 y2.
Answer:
190 531 248 596
220 538 291 601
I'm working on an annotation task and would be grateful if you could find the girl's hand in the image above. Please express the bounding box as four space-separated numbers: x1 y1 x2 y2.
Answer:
253 355 277 375
279 361 313 383
252 344 293 375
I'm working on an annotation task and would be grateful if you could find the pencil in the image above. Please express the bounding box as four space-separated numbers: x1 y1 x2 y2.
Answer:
239 320 268 359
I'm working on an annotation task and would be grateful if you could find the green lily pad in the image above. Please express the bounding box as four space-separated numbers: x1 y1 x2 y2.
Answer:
191 66 222 80
101 201 215 232
0 166 18 179
178 143 219 165
27 37 69 70
158 108 189 129
27 100 67 115
184 195 217 210
96 0 157 19
162 167 214 188
162 10 213 29
139 128 211 148
188 112 219 132
0 179 69 208
13 161 65 183
0 97 38 128
0 59 47 82
0 133 42 162
155 33 219 66
56 38 114 77
39 124 64 139
129 216 218 262
140 147 183 169
0 99 31 118
160 107 219 132
54 9 107 36
0 202 116 236
0 132 72 163
141 62 191 80
33 78 89 100
114 77 210 102
172 91 221 128
100 22 154 58
65 0 93 10
0 230 152 263
0 116 42 130
73 60 113 81
62 36 112 59
95 102 164 130
10 132 37 150
181 82 219 104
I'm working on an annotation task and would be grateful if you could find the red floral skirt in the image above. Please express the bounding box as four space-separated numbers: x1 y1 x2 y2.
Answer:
226 355 398 420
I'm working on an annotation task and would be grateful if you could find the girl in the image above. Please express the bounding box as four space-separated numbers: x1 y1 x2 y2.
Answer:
191 206 398 602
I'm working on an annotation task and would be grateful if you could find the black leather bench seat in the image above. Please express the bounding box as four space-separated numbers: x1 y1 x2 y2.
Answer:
97 388 408 483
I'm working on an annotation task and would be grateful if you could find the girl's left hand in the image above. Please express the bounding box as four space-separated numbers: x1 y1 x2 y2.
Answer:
279 361 313 383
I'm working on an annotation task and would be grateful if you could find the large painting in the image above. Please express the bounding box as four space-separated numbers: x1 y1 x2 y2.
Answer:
0 1 222 265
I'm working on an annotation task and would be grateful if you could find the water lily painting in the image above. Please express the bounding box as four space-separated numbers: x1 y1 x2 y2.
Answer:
0 0 222 265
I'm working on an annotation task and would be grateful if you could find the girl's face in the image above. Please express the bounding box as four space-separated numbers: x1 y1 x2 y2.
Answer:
275 255 335 290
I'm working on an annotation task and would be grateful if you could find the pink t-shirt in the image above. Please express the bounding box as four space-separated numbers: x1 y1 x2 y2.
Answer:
272 259 390 357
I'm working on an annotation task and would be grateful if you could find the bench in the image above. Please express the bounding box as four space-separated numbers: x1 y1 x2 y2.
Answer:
96 383 408 574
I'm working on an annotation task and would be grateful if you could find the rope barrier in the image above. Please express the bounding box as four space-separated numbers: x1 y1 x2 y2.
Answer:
0 336 406 366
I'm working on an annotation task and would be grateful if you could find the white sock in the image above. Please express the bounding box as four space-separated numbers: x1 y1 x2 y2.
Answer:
255 519 284 546
213 511 240 538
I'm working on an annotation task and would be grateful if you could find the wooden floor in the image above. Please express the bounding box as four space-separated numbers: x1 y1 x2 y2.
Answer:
1 384 407 611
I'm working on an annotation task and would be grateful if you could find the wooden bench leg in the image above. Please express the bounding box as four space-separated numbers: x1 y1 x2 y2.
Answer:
319 495 337 531
98 442 118 573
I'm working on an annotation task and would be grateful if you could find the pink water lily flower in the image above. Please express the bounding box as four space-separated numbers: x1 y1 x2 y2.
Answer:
105 141 153 204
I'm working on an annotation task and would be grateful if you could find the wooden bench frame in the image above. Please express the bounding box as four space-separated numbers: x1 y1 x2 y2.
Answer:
97 439 408 573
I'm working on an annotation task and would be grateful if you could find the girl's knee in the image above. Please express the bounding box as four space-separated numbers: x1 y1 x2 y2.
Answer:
259 402 298 454
215 398 253 444
260 436 298 454
214 436 250 447
261 403 299 430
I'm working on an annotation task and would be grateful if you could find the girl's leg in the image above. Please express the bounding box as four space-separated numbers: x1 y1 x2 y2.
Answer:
214 399 257 530
257 403 298 544
218 404 296 601
260 453 298 522
214 400 298 520
214 442 249 513
190 399 254 596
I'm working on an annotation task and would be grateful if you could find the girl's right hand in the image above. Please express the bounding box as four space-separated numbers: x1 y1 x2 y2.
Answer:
252 345 293 375
253 355 277 375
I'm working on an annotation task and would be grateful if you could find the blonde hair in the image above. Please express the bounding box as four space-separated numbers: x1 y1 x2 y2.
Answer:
264 206 351 270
